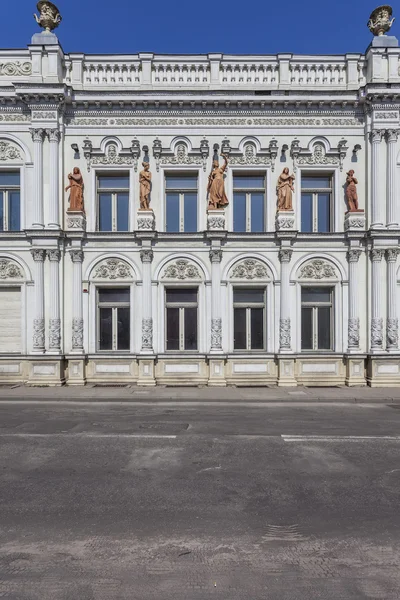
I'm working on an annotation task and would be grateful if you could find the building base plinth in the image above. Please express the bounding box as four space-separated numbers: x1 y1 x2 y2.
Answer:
86 358 138 384
207 357 227 387
277 357 297 387
66 357 87 386
225 357 277 386
345 355 367 386
367 355 400 387
155 358 208 386
295 357 346 386
27 359 66 387
137 358 156 386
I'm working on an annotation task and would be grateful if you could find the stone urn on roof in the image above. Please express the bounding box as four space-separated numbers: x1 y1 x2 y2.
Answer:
367 5 395 36
34 1 62 32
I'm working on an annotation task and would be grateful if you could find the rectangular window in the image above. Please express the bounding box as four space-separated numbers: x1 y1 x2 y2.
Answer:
97 287 130 351
301 287 333 351
301 175 332 233
0 172 20 231
233 287 266 350
166 175 198 233
165 287 198 350
97 174 129 232
233 174 265 232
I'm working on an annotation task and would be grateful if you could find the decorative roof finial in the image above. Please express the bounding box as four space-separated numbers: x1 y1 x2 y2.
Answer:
368 5 395 36
34 1 62 33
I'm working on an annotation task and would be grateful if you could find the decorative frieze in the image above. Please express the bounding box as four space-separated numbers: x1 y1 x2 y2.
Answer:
162 259 201 280
279 318 291 349
49 318 61 350
295 140 348 171
348 317 360 348
141 318 153 350
371 318 383 348
0 259 23 279
231 259 269 279
211 318 222 350
0 61 32 76
299 259 337 279
93 259 132 280
387 318 399 349
33 318 45 350
160 142 205 170
72 318 84 350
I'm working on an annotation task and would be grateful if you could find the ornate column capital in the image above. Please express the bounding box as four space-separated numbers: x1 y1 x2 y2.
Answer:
371 249 385 262
46 128 61 143
69 249 84 263
47 249 61 262
30 128 45 143
386 129 400 143
370 129 384 143
386 248 400 262
347 249 362 263
140 248 154 263
31 248 46 262
209 249 223 263
279 248 293 263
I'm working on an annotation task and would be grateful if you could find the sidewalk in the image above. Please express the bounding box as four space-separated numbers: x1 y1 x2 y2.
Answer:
0 384 400 403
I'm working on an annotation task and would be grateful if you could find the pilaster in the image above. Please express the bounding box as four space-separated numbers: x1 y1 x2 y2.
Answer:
386 248 400 351
370 129 385 229
30 128 45 229
47 249 61 352
69 249 84 353
370 249 385 352
47 128 61 229
140 247 154 354
347 249 362 352
386 129 399 229
31 248 46 352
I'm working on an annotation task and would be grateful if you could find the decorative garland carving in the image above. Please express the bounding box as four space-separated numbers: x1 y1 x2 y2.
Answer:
141 318 153 350
279 318 291 349
0 62 32 76
211 318 222 350
371 318 383 348
348 318 360 348
160 143 204 169
72 318 84 350
231 259 269 280
0 259 23 279
162 259 201 280
229 143 271 166
0 141 22 161
33 318 45 350
93 259 132 280
49 318 61 350
387 318 398 349
299 259 337 280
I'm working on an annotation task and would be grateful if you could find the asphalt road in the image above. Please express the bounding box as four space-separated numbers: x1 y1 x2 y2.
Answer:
1 401 400 599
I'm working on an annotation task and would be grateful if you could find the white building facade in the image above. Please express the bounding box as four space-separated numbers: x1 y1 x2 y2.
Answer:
0 9 400 386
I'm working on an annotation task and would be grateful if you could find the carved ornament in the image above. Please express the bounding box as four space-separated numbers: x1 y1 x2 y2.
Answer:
229 143 272 168
160 143 204 170
371 317 383 348
141 318 153 350
368 5 394 36
93 259 132 280
33 318 45 350
296 141 347 171
49 318 61 350
0 259 23 279
348 317 360 348
72 317 84 350
231 259 269 280
0 141 22 161
279 318 291 350
299 259 337 279
34 1 62 32
0 62 32 76
387 318 399 348
211 318 222 350
162 259 201 280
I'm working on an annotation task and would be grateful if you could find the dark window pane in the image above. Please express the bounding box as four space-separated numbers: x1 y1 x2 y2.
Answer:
184 307 198 350
166 307 179 350
98 176 129 189
166 176 197 190
166 288 197 304
234 288 264 304
166 193 180 232
99 307 113 350
251 307 264 350
234 307 247 350
251 193 264 232
117 307 130 350
0 192 4 231
301 287 332 303
301 307 313 350
301 193 313 232
99 193 112 231
184 192 197 232
117 192 129 231
99 288 130 303
0 172 20 186
233 192 246 232
301 177 331 189
317 193 331 232
233 175 265 188
8 192 20 231
318 306 331 350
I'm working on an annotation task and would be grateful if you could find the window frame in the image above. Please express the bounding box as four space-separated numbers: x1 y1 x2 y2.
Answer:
165 286 199 352
300 172 334 233
232 173 266 233
300 285 334 351
96 286 131 352
232 286 267 351
0 171 21 232
164 172 199 233
96 172 130 232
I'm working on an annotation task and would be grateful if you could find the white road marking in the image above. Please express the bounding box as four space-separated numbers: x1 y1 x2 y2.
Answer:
282 435 400 442
0 433 177 439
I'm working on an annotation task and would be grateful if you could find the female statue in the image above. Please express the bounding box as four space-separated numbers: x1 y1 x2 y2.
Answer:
207 154 229 210
65 167 84 212
277 168 295 211
139 162 152 210
345 170 359 212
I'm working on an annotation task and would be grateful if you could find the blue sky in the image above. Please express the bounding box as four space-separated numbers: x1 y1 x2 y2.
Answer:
2 0 397 55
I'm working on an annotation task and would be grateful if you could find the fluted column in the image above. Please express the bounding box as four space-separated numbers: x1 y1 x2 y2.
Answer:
30 128 45 229
47 129 61 229
279 248 293 351
70 249 84 352
31 248 46 351
347 249 362 351
140 248 154 352
370 129 384 229
386 129 399 229
210 248 223 351
386 248 400 350
48 249 61 352
370 249 385 351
